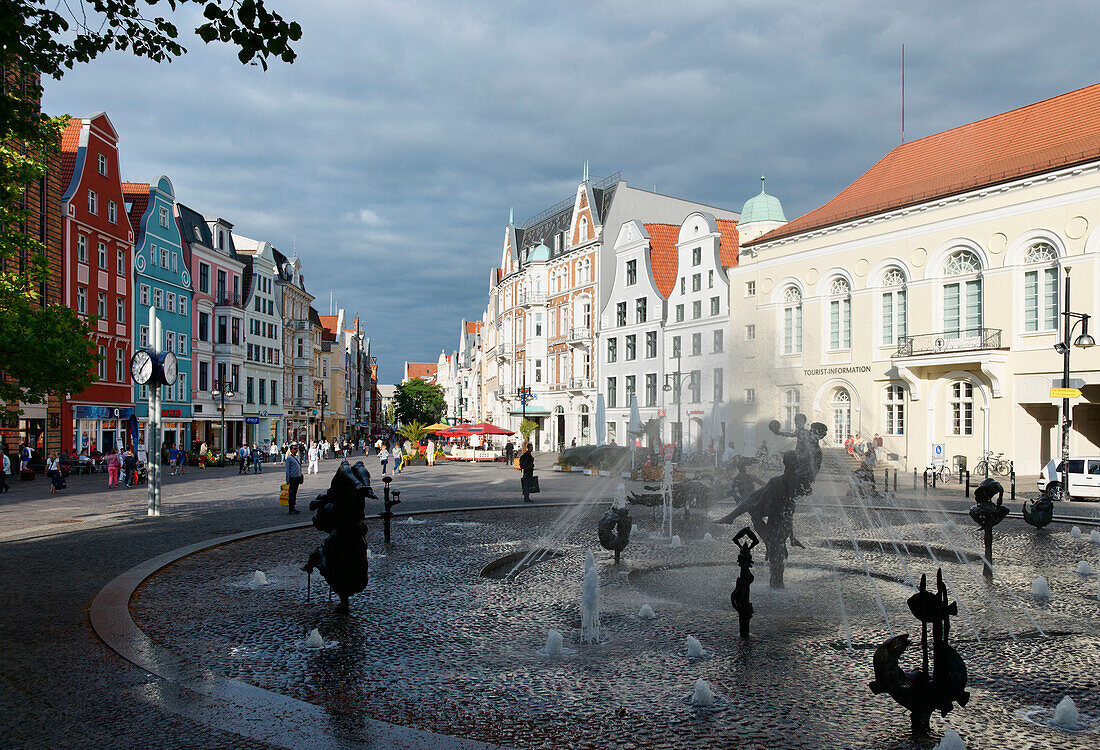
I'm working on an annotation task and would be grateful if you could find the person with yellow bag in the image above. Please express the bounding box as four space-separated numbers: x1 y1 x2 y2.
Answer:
282 444 304 514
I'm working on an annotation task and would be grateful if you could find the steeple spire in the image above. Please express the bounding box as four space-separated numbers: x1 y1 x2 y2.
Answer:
760 174 766 194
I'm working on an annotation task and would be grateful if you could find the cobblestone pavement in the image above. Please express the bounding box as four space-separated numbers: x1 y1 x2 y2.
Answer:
2 453 1098 748
134 505 1100 749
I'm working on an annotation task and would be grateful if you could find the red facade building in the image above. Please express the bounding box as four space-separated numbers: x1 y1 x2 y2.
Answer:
59 113 135 454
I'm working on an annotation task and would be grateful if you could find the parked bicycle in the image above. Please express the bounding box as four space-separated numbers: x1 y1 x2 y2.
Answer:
973 450 1011 477
925 461 953 485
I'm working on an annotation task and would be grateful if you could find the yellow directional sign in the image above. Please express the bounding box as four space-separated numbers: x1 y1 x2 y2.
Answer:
1050 387 1083 399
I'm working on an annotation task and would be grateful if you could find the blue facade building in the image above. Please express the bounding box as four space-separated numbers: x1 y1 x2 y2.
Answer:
124 176 193 452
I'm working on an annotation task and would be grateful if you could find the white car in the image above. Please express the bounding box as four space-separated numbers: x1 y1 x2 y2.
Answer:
1037 458 1100 501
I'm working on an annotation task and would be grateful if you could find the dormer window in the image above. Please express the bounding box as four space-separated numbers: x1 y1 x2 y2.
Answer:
218 230 225 250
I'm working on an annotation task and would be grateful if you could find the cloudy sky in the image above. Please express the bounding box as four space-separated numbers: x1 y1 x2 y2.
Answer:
44 0 1100 383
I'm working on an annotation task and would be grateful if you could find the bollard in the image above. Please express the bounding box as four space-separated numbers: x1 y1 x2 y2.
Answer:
1010 471 1016 501
914 468 918 490
381 477 401 544
884 469 889 495
931 468 937 489
959 467 964 484
893 468 898 492
965 470 971 498
923 469 928 494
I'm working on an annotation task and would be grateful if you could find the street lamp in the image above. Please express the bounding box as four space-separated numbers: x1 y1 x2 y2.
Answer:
662 354 692 461
316 387 329 441
1054 266 1095 500
210 378 235 461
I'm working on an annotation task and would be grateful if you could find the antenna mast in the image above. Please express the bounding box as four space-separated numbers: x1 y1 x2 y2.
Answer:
901 43 906 144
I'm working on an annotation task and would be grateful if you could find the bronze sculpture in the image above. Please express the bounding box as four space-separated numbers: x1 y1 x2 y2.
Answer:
597 493 632 564
302 461 378 613
1022 487 1055 529
969 478 1009 580
730 526 759 637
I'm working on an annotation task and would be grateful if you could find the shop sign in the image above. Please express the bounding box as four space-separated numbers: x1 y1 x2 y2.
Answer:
161 409 182 417
687 410 704 415
245 416 260 424
72 405 134 420
803 366 872 377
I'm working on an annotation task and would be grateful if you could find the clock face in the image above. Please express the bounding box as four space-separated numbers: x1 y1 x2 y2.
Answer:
160 351 178 385
130 349 154 385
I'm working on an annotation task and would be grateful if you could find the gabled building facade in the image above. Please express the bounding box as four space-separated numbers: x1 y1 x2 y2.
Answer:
125 176 192 451
59 113 135 454
275 250 315 441
234 234 284 447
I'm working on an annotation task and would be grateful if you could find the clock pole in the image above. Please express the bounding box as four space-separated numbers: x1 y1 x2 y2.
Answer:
147 307 162 516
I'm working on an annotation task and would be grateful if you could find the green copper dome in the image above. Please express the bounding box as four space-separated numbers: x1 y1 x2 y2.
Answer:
740 176 787 224
526 242 550 262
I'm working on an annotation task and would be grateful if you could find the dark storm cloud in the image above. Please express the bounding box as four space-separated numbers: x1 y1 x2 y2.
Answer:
43 0 1100 382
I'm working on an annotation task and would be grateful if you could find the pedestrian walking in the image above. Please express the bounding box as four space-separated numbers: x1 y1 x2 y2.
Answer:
46 451 64 494
105 449 121 488
520 443 535 503
284 444 303 515
123 448 137 488
199 441 209 468
252 444 263 474
394 442 405 474
0 449 10 493
505 440 514 465
379 445 390 475
307 442 320 475
19 442 32 472
426 438 436 466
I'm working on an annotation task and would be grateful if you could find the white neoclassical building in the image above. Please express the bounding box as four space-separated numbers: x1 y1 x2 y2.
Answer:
234 234 284 446
729 82 1100 474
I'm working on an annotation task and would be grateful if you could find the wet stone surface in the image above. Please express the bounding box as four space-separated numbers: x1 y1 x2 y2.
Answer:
133 505 1100 749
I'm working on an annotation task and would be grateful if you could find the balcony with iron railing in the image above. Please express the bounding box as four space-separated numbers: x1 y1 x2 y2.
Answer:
292 320 309 331
894 328 1002 357
568 326 590 344
568 377 593 390
214 292 243 308
517 292 546 307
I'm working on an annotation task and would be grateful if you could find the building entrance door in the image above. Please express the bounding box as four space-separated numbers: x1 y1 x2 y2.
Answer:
556 413 565 448
832 388 852 447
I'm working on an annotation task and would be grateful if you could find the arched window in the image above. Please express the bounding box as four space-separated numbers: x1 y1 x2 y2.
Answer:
948 381 974 435
943 250 982 339
881 267 907 347
782 286 803 355
578 216 588 242
828 277 851 350
1023 242 1059 332
883 384 905 435
831 387 851 446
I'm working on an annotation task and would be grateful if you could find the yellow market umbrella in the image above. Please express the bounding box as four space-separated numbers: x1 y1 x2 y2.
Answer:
423 423 450 433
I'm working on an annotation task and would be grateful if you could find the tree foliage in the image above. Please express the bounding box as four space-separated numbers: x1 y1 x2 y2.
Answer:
393 380 445 427
519 419 538 445
396 420 427 448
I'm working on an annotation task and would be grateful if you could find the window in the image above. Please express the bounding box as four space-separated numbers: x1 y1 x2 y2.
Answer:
217 315 227 344
675 304 684 322
160 248 169 268
97 345 106 379
943 250 982 338
271 380 277 403
88 190 98 215
692 300 702 319
616 301 627 327
97 153 108 176
745 388 756 404
199 264 210 293
746 280 756 297
692 273 701 292
77 235 87 263
692 332 702 356
116 249 126 276
247 377 255 404
745 324 755 341
139 325 148 348
159 207 169 228
165 331 175 353
176 374 187 402
116 297 125 323
689 370 701 403
140 285 150 305
625 334 636 361
259 378 267 404
828 277 852 350
708 270 714 288
167 293 175 313
881 268 907 346
645 373 657 406
884 384 905 435
713 368 723 402
783 388 801 430
535 313 542 337
198 312 209 341
714 329 724 352
626 259 637 285
231 364 239 391
645 331 657 358
179 295 187 313
710 296 720 316
98 241 108 269
177 335 186 355
232 319 240 345
116 349 124 381
782 286 803 355
949 381 974 435
107 200 117 223
1023 243 1059 332
216 269 227 300
672 335 681 358
198 361 209 392
636 297 647 323
680 277 685 294
97 291 106 317
607 377 617 408
153 288 163 309
296 375 304 399
625 375 636 403
532 358 541 383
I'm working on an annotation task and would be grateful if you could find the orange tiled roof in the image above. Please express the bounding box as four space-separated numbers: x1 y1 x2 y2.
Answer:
465 321 481 334
121 182 149 193
123 183 150 230
751 81 1100 246
406 362 437 380
318 315 340 335
59 118 83 195
643 223 679 299
716 218 739 267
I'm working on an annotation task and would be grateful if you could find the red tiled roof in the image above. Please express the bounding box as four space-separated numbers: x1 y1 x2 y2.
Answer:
465 321 481 333
406 362 437 380
122 182 150 231
318 315 340 335
644 223 680 299
716 218 739 267
59 118 83 196
752 81 1100 245
120 181 149 193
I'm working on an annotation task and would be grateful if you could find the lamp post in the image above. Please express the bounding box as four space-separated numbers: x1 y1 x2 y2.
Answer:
316 387 329 441
210 378 235 462
663 354 691 461
1055 266 1095 500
